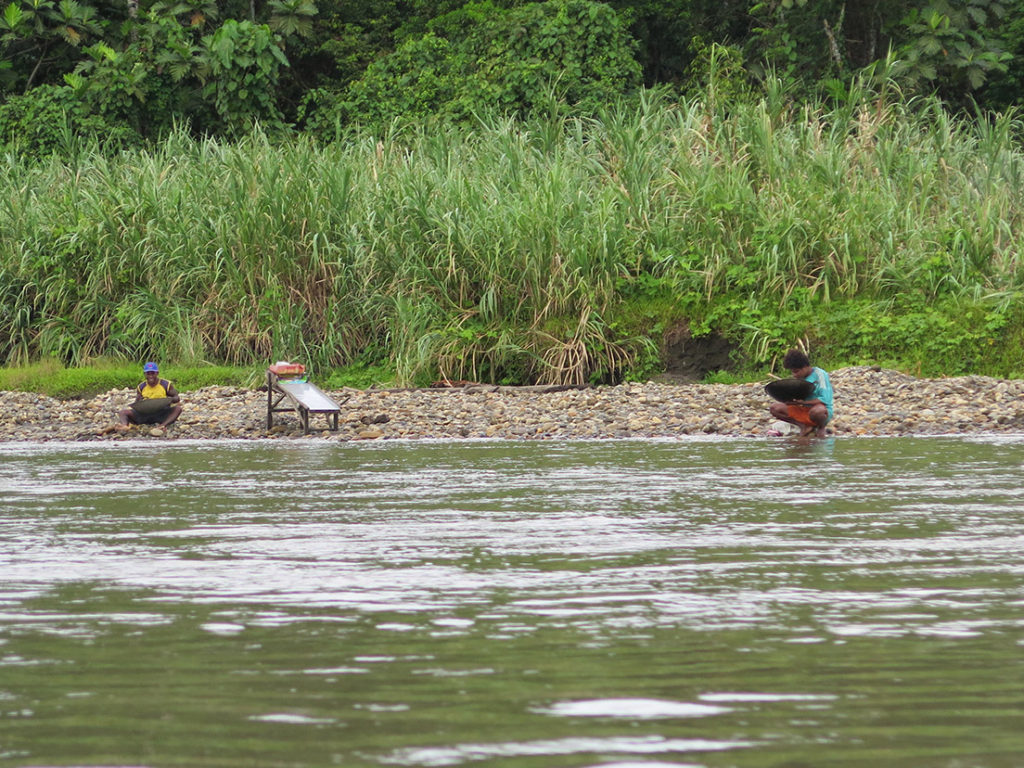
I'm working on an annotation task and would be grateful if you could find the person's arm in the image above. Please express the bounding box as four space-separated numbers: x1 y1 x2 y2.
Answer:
794 371 828 408
166 382 181 403
133 383 144 403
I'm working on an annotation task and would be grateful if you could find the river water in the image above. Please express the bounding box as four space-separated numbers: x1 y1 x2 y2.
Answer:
1 436 1023 768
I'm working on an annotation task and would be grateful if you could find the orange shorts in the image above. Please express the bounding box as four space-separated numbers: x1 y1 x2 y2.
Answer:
786 404 818 427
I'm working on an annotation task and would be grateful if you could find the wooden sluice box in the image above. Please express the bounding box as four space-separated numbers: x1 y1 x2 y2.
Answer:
266 363 348 433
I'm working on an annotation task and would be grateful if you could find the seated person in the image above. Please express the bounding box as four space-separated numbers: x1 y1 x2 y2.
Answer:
769 349 833 437
117 362 182 431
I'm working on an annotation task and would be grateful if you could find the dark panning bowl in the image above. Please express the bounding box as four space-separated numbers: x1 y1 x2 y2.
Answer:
764 378 814 402
130 397 173 415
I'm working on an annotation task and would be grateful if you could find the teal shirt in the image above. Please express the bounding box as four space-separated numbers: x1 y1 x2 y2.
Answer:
804 367 834 420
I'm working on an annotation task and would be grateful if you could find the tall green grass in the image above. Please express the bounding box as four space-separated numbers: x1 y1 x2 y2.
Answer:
2 81 1024 383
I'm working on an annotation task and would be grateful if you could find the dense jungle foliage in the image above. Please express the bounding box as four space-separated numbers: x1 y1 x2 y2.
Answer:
2 0 1022 145
2 0 1024 384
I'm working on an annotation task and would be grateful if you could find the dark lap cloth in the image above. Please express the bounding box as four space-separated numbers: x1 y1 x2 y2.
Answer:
786 404 818 428
132 408 171 425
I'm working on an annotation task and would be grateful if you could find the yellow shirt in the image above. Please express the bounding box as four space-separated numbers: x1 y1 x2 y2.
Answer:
139 379 172 399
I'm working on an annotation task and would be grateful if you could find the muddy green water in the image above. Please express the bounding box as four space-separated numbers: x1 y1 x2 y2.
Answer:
1 436 1023 768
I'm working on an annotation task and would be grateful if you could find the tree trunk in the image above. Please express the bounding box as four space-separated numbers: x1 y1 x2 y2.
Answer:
24 42 50 93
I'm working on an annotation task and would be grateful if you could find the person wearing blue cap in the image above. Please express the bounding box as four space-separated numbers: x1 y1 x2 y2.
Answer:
116 362 182 432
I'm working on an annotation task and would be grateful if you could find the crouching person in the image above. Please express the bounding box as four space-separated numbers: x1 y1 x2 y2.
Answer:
769 349 833 437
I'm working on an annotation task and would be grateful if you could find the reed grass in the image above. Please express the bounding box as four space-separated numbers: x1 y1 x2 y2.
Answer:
3 82 1024 382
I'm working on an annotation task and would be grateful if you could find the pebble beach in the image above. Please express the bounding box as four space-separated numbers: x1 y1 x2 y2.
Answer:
1 366 1023 442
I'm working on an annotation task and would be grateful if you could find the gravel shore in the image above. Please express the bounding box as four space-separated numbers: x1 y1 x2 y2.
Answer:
1 366 1022 442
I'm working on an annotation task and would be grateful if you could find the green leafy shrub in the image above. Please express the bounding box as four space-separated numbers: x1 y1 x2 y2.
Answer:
815 296 1021 378
200 20 290 135
896 1 1012 99
312 0 641 134
0 84 141 156
331 33 467 132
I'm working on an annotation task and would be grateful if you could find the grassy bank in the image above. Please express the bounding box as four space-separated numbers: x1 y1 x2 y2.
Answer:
3 81 1024 384
0 360 256 398
0 360 399 399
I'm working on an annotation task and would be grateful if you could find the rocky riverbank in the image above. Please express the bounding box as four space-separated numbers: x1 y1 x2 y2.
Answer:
1 366 1022 442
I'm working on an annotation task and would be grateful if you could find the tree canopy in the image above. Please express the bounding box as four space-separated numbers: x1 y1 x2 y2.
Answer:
0 0 1020 148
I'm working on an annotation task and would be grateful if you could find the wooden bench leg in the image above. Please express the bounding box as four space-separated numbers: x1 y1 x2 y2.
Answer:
267 378 274 428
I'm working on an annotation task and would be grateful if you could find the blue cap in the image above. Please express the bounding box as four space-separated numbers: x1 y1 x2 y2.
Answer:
143 362 159 373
